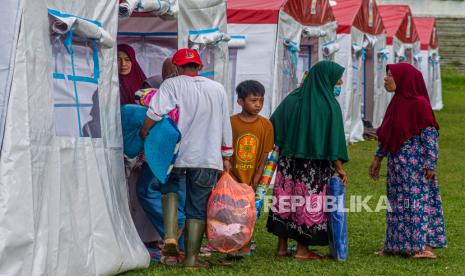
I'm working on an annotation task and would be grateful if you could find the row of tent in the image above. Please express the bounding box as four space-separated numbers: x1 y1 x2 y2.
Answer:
118 0 443 144
0 0 443 275
227 0 442 143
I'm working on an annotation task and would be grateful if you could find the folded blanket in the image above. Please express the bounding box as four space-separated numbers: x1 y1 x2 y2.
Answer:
144 116 181 184
121 104 181 184
121 104 147 158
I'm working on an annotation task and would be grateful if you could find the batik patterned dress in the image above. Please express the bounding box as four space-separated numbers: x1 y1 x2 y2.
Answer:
267 156 334 246
376 127 447 254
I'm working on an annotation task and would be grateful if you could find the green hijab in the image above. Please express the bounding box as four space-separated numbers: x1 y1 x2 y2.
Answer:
271 60 348 162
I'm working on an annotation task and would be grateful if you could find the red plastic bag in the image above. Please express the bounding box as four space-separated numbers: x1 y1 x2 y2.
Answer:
207 173 256 253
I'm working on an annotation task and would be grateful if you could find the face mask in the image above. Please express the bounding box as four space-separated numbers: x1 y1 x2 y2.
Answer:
333 85 342 97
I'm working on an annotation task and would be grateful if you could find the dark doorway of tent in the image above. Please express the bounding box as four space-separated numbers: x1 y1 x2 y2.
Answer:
117 15 178 85
297 36 320 87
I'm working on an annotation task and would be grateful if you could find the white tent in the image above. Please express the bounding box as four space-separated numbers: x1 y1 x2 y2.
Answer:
118 0 229 94
415 17 443 111
378 5 421 68
333 0 387 143
0 0 229 275
0 0 21 151
117 0 229 246
376 4 422 125
227 0 337 116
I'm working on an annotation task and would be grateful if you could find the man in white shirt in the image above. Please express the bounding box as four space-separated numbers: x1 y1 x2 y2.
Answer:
140 48 233 268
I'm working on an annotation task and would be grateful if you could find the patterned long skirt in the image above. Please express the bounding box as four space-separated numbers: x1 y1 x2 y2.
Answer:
267 156 333 246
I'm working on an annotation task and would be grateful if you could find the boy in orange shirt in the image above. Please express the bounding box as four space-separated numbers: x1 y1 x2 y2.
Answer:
229 80 274 258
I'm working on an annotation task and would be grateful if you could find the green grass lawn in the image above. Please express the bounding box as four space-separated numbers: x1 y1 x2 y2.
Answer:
122 69 465 276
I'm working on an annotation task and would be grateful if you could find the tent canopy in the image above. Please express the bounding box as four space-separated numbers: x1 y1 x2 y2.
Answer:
378 5 419 45
227 0 285 24
332 0 385 35
227 0 335 25
415 17 438 50
282 0 335 26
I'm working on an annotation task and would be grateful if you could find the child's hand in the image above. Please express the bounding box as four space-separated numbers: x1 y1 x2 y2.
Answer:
252 173 261 191
223 158 232 173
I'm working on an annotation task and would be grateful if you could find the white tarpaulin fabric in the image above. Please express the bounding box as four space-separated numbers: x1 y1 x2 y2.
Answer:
119 0 178 18
372 45 390 128
178 0 230 109
431 54 443 111
228 35 246 48
0 0 22 152
228 14 337 117
335 33 364 142
228 24 278 115
49 10 115 48
335 27 387 142
376 44 395 126
420 48 443 111
271 12 337 115
0 0 150 275
392 37 421 64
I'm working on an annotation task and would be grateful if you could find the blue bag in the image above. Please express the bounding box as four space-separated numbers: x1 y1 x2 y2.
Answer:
327 176 348 261
121 104 147 158
254 184 267 219
144 115 181 184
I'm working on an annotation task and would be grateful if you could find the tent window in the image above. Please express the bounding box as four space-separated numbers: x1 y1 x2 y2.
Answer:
297 45 311 87
188 28 226 80
281 42 298 103
198 45 215 79
352 50 361 95
51 33 101 138
376 50 388 90
405 48 413 64
433 61 439 81
362 47 375 123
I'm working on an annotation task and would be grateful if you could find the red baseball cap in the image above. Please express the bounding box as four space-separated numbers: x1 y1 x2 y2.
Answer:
172 48 203 67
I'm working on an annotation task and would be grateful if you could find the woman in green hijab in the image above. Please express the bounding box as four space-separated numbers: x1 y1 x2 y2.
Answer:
267 61 348 260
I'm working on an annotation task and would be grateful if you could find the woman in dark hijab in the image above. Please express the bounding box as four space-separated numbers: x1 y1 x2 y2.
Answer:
369 63 446 259
267 61 348 260
118 44 147 104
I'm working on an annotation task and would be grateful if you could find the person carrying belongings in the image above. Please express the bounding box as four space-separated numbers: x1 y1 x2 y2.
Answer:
139 48 233 269
228 80 274 259
133 58 184 265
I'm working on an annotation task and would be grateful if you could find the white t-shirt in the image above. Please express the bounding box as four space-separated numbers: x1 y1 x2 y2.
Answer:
147 75 233 170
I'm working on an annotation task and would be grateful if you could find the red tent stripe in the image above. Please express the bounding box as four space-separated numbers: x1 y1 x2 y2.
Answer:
332 0 385 35
227 0 335 25
415 17 438 50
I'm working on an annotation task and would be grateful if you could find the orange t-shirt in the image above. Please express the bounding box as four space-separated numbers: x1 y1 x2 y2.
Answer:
230 114 274 186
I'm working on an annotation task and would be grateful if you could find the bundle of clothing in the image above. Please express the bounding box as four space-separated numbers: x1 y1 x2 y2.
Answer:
207 173 256 253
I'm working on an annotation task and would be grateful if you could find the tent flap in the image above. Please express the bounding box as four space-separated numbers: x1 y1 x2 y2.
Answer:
178 0 230 103
0 0 151 275
0 0 22 152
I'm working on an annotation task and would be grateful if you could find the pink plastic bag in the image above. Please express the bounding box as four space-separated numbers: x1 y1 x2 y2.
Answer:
207 173 256 253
